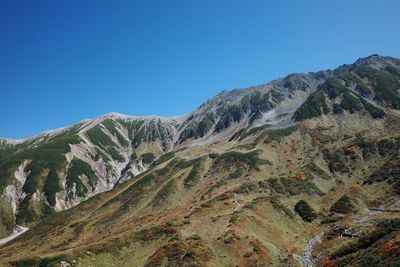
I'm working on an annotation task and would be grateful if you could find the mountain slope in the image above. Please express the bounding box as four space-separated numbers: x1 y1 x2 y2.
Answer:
177 70 331 145
0 114 181 237
294 55 400 121
0 54 400 266
0 62 333 239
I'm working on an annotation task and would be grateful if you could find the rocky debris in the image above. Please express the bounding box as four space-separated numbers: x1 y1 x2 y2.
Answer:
293 233 323 267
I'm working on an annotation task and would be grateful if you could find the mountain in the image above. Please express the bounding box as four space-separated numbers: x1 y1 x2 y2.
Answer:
0 54 400 266
0 113 182 236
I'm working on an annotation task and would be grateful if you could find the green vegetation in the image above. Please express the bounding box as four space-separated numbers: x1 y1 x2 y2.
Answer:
10 255 67 267
355 82 372 97
360 97 385 118
229 168 245 179
141 153 156 164
364 152 400 193
331 219 400 260
215 105 244 132
154 158 179 176
385 65 400 78
180 113 216 142
86 125 116 148
66 158 97 198
341 91 363 113
244 91 284 124
268 125 299 140
332 103 343 114
155 166 170 176
152 152 175 166
150 179 176 207
201 200 213 208
338 70 375 101
129 119 173 147
295 72 388 120
269 196 295 218
337 71 358 86
305 162 331 180
269 177 324 196
0 131 80 221
101 171 158 222
120 119 144 140
324 149 350 173
102 119 129 147
0 201 15 235
92 148 111 163
340 90 385 118
294 200 317 222
111 118 173 148
320 213 343 225
197 113 216 136
208 153 219 159
322 78 348 99
229 211 240 224
214 150 269 171
294 90 329 120
233 182 259 195
246 196 294 218
283 74 310 91
107 146 125 162
238 125 268 140
356 67 400 109
177 157 205 187
216 191 233 201
86 125 125 162
330 195 356 214
134 173 156 188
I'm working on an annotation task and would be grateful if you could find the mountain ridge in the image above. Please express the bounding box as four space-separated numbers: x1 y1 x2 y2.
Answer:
3 54 397 143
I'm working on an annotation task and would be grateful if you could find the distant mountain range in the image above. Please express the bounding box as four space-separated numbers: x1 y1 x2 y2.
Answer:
1 54 400 266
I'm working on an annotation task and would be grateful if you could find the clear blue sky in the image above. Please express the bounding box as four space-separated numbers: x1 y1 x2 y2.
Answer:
1 0 399 139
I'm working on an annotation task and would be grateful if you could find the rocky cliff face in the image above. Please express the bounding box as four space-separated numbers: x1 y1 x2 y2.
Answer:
0 54 400 266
